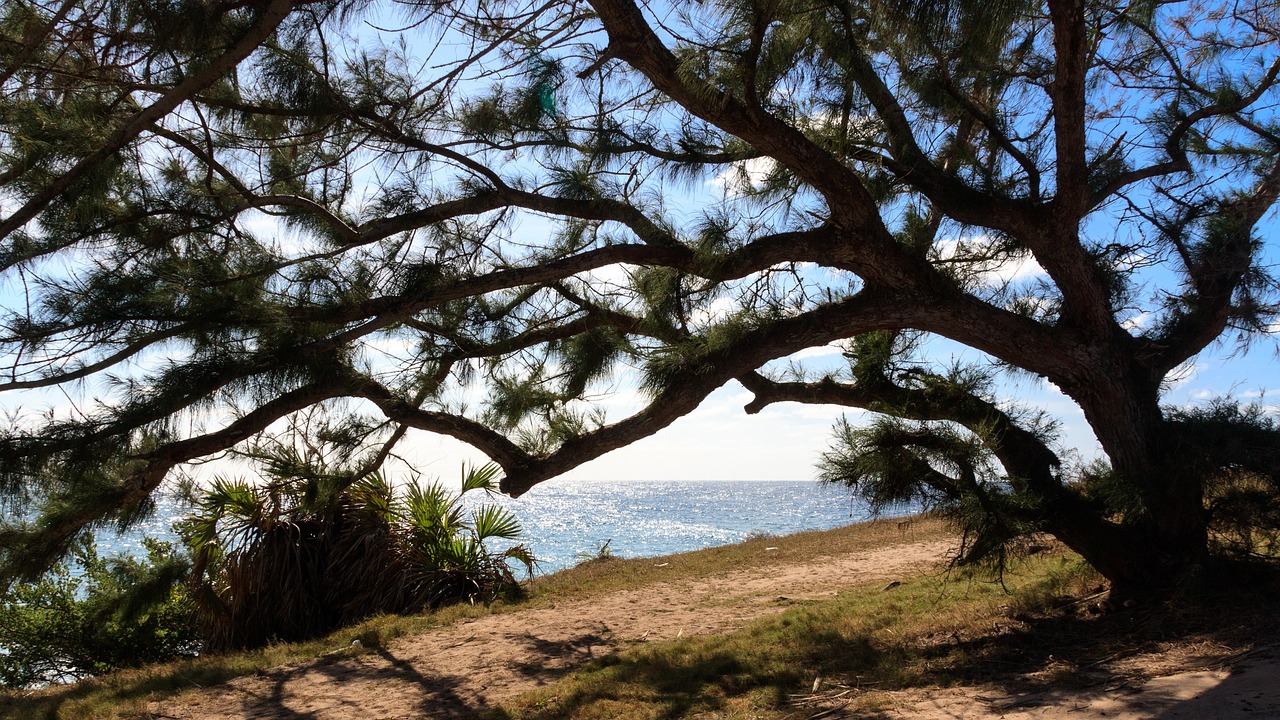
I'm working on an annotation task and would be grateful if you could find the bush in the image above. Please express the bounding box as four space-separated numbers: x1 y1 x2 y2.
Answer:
1168 400 1280 559
181 463 535 650
1 459 537 684
0 538 198 688
573 538 617 565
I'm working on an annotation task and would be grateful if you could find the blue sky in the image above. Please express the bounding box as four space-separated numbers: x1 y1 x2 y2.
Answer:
3 2 1278 490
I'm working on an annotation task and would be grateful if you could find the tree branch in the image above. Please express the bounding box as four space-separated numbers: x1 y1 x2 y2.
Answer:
0 0 305 248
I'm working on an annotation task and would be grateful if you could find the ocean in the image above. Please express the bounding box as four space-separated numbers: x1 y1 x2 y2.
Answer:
102 479 871 575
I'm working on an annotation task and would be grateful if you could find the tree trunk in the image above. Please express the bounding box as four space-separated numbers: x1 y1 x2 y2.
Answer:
1059 361 1211 601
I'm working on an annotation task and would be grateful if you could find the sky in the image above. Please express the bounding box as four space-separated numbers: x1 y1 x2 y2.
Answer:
398 147 1280 487
3 3 1279 492
3 153 1277 491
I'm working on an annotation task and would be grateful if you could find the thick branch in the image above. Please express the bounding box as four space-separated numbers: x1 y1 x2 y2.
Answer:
839 32 1038 231
385 290 917 495
737 371 1060 489
585 0 919 283
1048 0 1089 215
6 373 357 583
1093 56 1280 205
1147 156 1280 374
0 0 78 89
734 371 1140 573
0 325 191 391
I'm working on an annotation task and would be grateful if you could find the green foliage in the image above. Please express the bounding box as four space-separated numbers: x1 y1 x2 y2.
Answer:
506 545 1111 720
3 0 1279 605
574 538 617 565
879 0 1035 68
0 538 197 689
1168 400 1280 558
556 327 627 398
817 414 1039 573
181 463 534 650
1166 399 1280 483
1078 398 1280 546
826 394 1280 581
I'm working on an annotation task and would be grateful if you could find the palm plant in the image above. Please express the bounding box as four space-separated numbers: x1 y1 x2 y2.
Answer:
400 464 535 609
180 462 534 650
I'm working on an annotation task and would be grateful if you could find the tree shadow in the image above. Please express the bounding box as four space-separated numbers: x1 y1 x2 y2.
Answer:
840 577 1280 720
505 629 613 682
884 641 1280 720
0 656 275 720
7 566 1277 720
535 649 748 719
522 570 1280 720
1149 649 1280 719
533 631 889 720
218 646 508 720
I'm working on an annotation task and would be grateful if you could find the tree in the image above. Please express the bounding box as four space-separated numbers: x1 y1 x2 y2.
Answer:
1 0 1278 601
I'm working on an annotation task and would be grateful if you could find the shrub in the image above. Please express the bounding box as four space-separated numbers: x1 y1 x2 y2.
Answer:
0 538 198 688
1167 400 1280 560
574 538 617 565
181 463 535 650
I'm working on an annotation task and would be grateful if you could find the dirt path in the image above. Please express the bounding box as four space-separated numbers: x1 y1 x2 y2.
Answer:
867 646 1280 719
153 537 1279 720
157 537 953 719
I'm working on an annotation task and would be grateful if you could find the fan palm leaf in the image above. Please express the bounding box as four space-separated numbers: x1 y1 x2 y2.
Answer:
459 462 502 495
472 504 522 542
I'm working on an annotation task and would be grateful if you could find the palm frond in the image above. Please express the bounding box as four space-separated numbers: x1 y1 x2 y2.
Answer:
459 462 503 495
472 504 522 542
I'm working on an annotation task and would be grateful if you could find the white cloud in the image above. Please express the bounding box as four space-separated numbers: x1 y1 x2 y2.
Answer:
1164 360 1204 390
1121 312 1151 332
932 236 1046 287
236 209 309 256
689 296 738 328
991 256 1046 284
363 334 416 357
788 343 844 361
577 263 637 289
709 157 776 197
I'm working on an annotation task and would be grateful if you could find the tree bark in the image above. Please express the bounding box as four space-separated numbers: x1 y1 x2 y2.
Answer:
1063 359 1211 599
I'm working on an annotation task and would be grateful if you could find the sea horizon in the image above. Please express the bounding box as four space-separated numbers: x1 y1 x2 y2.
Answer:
98 478 879 575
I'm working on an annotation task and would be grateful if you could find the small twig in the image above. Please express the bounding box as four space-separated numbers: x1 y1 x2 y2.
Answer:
806 703 852 720
1077 650 1130 671
1205 643 1277 670
444 635 477 649
1056 590 1109 610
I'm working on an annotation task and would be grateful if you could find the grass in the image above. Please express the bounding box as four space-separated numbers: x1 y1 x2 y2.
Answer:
1 516 947 720
0 600 501 720
4 515 1275 720
497 551 1280 720
497 550 1103 720
523 514 953 605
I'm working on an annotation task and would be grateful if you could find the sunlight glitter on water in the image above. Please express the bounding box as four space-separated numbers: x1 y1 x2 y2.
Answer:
97 480 870 574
